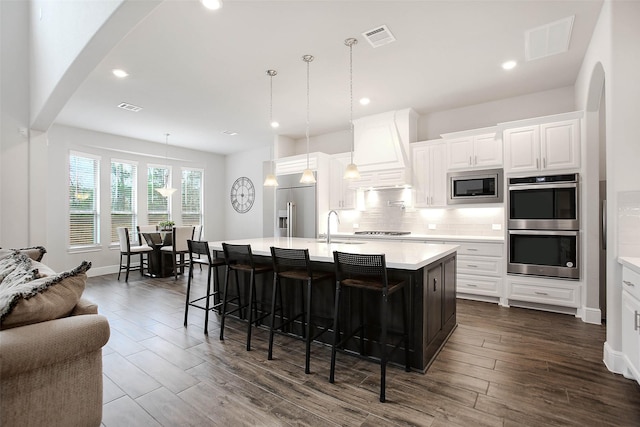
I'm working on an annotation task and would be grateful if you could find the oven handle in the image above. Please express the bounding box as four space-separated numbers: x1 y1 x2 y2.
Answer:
508 182 577 191
508 229 579 237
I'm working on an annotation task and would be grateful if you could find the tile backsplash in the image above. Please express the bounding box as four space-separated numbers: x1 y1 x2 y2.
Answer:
618 191 640 257
336 188 504 237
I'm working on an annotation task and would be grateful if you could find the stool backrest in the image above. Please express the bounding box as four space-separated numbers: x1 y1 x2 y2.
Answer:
187 240 212 264
270 247 312 276
117 227 131 252
222 243 255 268
333 251 388 285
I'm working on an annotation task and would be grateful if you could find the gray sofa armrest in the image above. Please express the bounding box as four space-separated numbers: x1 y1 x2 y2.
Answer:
71 297 99 315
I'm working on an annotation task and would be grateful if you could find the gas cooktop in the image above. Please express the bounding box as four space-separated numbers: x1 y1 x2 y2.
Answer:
354 231 411 236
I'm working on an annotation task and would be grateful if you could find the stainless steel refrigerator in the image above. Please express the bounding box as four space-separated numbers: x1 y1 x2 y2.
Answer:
275 173 317 238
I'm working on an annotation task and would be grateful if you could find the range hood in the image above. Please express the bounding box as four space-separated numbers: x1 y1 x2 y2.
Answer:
349 108 417 189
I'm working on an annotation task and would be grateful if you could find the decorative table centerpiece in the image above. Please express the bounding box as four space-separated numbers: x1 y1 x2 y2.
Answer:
158 220 175 231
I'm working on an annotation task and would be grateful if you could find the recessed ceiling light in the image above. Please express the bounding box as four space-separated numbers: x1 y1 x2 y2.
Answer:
502 60 517 70
270 121 280 128
222 130 237 136
112 69 129 78
201 0 222 10
359 97 370 106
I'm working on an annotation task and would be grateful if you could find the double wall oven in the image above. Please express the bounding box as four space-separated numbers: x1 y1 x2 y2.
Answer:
507 173 580 280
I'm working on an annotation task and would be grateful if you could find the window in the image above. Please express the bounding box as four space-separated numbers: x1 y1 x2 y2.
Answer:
69 152 100 247
148 166 170 225
111 160 137 243
182 168 203 226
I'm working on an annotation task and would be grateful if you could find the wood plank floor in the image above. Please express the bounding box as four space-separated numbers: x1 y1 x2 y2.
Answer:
85 270 640 426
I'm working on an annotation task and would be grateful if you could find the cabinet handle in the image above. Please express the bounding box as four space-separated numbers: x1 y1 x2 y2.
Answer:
433 278 437 292
466 248 478 252
543 158 547 169
469 156 472 166
475 155 478 165
466 284 478 287
635 311 639 331
624 280 636 287
466 264 478 268
536 158 540 169
534 291 548 296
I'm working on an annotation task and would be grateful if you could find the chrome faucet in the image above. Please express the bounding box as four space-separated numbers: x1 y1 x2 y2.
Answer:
327 210 340 244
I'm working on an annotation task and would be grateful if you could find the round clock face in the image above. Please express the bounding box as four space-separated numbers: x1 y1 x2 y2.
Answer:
230 176 255 213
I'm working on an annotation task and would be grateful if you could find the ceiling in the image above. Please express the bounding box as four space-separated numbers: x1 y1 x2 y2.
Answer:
55 0 603 155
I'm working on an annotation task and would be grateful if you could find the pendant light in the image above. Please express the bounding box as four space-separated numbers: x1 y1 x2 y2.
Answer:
300 54 316 184
263 69 279 187
156 133 177 197
343 37 361 180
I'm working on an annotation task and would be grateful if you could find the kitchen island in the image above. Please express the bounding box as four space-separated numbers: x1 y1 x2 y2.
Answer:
209 237 458 371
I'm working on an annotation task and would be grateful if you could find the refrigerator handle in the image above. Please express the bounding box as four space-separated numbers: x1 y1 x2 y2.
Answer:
287 202 295 238
601 199 607 250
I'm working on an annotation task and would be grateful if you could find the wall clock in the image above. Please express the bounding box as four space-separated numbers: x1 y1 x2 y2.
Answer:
230 176 255 213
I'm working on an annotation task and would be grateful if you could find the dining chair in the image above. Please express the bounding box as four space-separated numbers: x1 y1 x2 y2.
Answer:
160 226 194 280
329 251 410 402
137 225 158 246
117 227 153 281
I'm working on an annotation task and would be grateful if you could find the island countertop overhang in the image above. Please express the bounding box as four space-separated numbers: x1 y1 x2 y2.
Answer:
208 237 458 270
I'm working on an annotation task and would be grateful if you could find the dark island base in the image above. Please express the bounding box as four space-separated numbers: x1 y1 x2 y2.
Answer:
215 252 457 372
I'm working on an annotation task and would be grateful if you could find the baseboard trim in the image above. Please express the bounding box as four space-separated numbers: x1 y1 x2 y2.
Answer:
87 265 119 277
582 307 602 325
603 341 626 375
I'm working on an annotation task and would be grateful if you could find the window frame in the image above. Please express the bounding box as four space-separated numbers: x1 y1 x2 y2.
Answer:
147 163 172 226
110 158 138 244
181 167 204 227
68 151 101 250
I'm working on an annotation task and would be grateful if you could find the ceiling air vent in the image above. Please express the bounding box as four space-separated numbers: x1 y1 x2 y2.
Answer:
525 15 574 61
362 25 396 48
117 102 143 112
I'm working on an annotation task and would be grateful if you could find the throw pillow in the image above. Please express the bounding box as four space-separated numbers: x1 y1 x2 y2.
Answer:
0 246 46 262
0 252 32 283
0 260 91 330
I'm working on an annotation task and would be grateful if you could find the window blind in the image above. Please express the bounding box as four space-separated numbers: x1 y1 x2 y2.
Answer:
69 153 99 247
181 169 203 226
111 160 137 243
148 166 170 225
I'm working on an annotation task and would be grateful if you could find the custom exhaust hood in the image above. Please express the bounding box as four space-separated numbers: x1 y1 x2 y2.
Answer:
349 108 418 189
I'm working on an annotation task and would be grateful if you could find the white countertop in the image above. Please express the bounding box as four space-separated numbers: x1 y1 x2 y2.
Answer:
329 232 504 243
209 237 459 270
619 257 640 274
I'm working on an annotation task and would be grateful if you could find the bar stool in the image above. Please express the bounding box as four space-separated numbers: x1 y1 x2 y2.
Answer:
268 247 333 374
220 243 273 351
160 226 193 280
329 251 410 403
184 240 225 334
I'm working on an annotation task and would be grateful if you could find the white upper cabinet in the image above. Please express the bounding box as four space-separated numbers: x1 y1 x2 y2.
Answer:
444 130 503 171
329 153 356 210
504 118 580 173
412 141 446 207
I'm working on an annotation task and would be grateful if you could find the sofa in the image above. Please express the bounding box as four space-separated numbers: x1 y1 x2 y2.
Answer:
0 247 110 427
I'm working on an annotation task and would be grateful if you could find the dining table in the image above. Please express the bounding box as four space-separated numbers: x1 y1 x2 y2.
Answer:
142 231 174 277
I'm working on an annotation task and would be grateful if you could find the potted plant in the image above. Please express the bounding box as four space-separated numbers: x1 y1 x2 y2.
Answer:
158 220 175 231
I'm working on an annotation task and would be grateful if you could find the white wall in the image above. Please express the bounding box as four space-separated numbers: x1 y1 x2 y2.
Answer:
292 129 351 156
225 146 271 239
40 124 225 274
421 86 576 140
0 0 30 248
574 0 640 373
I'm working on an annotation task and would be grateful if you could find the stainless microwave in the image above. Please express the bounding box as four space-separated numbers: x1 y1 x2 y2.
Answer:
447 168 504 205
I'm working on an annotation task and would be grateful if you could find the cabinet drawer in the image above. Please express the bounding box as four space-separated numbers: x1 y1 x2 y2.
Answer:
508 279 580 308
623 267 640 301
446 241 503 257
457 274 502 297
457 255 503 276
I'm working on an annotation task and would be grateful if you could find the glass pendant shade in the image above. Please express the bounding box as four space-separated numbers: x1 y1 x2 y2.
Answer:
343 162 360 179
300 169 316 184
263 173 279 187
156 133 177 197
157 186 177 197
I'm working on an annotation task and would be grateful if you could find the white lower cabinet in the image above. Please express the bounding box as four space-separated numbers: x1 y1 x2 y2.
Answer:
445 240 504 303
621 265 640 384
506 276 581 308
